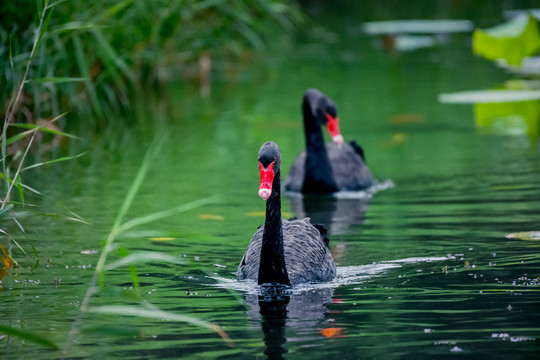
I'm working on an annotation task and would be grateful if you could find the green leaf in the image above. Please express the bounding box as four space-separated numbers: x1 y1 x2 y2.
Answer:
104 251 184 270
0 204 14 218
22 152 88 171
473 14 540 66
25 77 87 84
72 32 103 117
438 90 540 103
0 324 59 349
117 196 218 234
88 305 233 346
474 100 540 138
362 19 473 35
11 123 81 140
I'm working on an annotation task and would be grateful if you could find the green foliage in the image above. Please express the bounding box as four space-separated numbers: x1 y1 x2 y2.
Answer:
0 324 59 349
439 84 540 144
475 100 540 144
62 133 218 356
473 14 540 66
1 0 303 130
88 305 233 346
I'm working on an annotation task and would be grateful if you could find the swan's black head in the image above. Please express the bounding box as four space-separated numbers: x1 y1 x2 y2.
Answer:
258 142 281 200
304 88 344 144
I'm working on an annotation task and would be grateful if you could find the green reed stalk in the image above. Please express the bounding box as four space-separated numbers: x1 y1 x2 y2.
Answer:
61 134 219 356
2 1 54 209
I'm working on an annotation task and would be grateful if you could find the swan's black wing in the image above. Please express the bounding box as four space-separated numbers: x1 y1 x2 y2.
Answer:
237 218 336 285
326 142 373 191
281 218 336 285
237 225 264 281
312 223 330 247
349 140 366 163
284 151 306 193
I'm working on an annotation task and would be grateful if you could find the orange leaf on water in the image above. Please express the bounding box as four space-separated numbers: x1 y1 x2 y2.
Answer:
0 242 13 288
320 327 344 338
0 243 12 270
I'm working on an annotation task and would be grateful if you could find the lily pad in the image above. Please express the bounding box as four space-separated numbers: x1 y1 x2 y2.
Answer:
438 86 540 143
473 14 540 66
438 90 540 103
362 20 473 35
474 100 540 138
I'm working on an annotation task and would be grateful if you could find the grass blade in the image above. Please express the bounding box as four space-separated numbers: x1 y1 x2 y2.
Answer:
0 325 59 349
25 77 87 84
0 204 14 218
22 152 88 171
105 251 184 270
117 196 218 234
63 133 215 356
72 32 103 117
88 305 233 346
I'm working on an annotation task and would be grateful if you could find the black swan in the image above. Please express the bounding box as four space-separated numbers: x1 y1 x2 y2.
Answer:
237 142 336 286
284 88 373 194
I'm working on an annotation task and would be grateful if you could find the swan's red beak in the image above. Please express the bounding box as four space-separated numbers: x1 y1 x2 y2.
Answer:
258 159 276 200
326 113 344 144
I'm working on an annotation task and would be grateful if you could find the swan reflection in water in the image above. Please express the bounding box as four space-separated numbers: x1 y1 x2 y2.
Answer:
286 180 393 236
286 193 370 236
244 286 335 360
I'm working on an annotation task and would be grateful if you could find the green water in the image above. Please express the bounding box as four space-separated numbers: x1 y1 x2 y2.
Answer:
2 11 540 360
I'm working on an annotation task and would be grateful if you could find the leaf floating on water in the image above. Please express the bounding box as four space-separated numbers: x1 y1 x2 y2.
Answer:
439 90 540 103
245 211 293 218
198 214 224 221
390 114 425 125
506 231 540 240
320 327 344 338
149 237 176 241
473 14 540 66
362 19 473 35
245 211 266 217
382 133 406 147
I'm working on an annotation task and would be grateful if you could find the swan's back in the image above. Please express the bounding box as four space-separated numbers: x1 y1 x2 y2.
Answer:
284 141 373 192
237 218 336 285
327 141 373 190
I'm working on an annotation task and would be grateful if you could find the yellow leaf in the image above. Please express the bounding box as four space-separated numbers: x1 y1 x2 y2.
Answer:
149 237 176 241
198 214 224 221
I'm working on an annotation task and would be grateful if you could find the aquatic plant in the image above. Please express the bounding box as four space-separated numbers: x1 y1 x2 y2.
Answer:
473 13 540 67
62 134 225 356
1 0 303 133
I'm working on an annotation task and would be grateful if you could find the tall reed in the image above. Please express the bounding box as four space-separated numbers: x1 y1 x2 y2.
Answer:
1 0 303 133
61 134 224 356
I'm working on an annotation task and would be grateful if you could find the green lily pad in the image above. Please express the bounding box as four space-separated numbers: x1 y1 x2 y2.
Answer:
362 20 473 35
474 100 540 138
473 14 540 66
439 89 540 103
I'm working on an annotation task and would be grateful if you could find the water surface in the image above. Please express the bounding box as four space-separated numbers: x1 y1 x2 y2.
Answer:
1 9 540 360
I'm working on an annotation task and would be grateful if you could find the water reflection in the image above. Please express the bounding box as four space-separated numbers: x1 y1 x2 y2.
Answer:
245 287 334 360
287 194 370 235
286 181 393 235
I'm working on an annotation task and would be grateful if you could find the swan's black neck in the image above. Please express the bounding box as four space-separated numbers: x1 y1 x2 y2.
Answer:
302 100 338 194
258 170 291 286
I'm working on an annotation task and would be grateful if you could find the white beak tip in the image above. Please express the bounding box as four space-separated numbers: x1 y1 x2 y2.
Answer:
332 135 344 144
259 188 271 200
